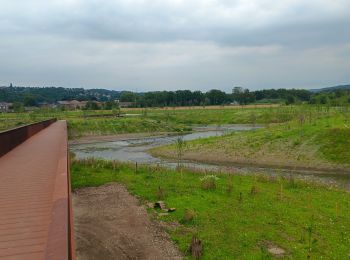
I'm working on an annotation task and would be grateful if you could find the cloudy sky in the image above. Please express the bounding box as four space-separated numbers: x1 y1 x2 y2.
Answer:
1 0 350 91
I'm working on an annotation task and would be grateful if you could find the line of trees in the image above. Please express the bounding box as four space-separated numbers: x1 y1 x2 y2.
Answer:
120 88 312 107
120 89 231 107
1 85 350 109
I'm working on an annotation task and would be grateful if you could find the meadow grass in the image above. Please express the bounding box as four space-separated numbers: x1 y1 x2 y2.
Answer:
0 109 190 137
71 159 350 259
126 105 313 125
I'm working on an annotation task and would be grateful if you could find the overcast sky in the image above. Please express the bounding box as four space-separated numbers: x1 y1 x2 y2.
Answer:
1 0 350 91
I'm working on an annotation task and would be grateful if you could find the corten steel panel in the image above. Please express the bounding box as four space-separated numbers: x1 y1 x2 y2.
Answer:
0 120 75 260
0 119 57 157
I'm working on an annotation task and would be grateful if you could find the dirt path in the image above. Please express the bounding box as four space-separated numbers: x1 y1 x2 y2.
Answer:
73 183 183 260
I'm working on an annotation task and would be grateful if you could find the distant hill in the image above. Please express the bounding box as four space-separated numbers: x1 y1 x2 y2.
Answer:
310 84 350 93
0 86 122 104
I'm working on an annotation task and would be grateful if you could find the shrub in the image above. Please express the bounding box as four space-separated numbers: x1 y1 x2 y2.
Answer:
200 175 219 190
182 209 196 223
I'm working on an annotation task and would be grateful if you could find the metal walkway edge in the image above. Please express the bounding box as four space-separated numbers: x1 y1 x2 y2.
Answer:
0 120 75 260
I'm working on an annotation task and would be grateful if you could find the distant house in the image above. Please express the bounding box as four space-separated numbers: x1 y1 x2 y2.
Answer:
116 100 134 108
57 100 88 110
0 102 12 112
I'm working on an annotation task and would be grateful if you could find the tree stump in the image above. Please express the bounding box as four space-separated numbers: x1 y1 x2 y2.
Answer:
189 235 202 259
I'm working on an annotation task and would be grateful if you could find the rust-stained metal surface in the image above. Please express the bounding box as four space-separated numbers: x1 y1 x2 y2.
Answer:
0 120 75 260
0 118 57 157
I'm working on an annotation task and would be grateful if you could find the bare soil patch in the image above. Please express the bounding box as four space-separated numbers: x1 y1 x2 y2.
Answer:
73 183 183 260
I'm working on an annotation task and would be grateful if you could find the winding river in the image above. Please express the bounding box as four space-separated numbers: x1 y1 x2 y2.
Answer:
70 125 350 189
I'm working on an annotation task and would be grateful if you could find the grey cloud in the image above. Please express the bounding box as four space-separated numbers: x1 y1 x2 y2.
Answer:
2 0 350 47
0 0 349 90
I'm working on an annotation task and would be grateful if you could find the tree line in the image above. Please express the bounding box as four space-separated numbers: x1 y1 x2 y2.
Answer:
120 87 312 107
1 84 350 108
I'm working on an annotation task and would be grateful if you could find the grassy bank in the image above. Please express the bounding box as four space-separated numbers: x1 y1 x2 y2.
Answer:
71 159 350 259
150 108 350 171
1 105 285 132
130 105 321 125
0 110 190 137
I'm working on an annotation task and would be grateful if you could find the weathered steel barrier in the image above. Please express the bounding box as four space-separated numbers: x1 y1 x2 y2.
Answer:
0 118 57 157
68 154 76 260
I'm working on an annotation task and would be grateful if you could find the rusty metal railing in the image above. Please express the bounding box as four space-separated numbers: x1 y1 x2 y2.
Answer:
67 138 76 260
0 118 57 157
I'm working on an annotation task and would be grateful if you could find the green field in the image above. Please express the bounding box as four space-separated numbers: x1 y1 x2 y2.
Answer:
72 159 350 259
0 109 190 137
2 105 348 138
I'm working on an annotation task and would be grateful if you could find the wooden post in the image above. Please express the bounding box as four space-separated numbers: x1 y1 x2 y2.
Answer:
189 236 203 260
336 202 339 220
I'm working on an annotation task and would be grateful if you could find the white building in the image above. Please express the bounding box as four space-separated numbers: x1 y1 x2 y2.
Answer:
0 102 12 112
